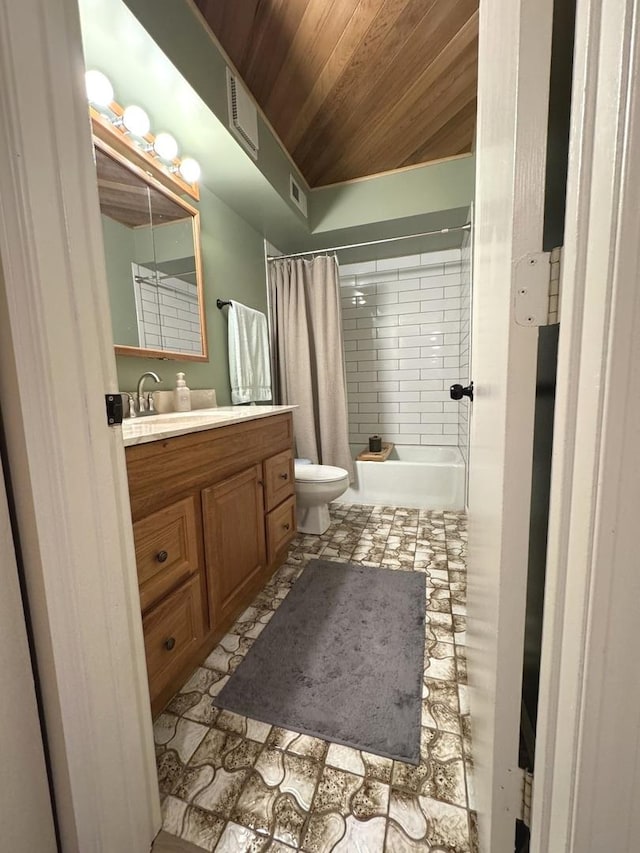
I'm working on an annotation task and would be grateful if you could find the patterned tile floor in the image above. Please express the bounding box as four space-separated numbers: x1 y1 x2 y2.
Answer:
154 504 476 853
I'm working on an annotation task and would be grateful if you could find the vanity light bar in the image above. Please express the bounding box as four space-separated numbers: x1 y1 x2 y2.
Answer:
85 70 201 202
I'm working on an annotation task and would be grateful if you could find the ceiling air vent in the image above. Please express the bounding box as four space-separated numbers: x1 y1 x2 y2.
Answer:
290 174 308 217
226 68 259 160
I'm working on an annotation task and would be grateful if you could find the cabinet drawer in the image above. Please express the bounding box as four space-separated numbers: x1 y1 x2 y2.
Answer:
263 449 295 512
143 573 205 707
133 496 199 612
266 495 296 564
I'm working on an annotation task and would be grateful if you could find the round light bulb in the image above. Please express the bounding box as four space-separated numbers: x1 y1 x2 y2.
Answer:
179 157 201 183
153 132 179 161
122 105 150 137
85 70 113 107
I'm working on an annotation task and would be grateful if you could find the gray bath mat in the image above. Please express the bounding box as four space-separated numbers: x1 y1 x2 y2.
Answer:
214 559 425 764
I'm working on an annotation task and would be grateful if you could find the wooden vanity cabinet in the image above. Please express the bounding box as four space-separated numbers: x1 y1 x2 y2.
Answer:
263 449 295 511
142 573 206 705
202 464 267 628
125 412 296 716
266 496 296 565
133 495 200 613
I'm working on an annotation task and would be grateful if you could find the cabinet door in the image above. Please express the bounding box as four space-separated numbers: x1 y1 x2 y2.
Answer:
202 464 266 627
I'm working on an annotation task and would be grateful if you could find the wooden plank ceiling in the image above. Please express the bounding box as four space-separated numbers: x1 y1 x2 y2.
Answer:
95 149 189 227
194 0 478 187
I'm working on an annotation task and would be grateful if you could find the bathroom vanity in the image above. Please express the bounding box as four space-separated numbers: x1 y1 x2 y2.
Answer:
123 406 296 716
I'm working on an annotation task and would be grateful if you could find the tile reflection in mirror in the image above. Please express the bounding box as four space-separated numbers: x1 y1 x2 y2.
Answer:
95 139 207 361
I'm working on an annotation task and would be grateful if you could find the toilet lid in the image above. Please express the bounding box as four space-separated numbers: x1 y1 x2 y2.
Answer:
294 463 349 483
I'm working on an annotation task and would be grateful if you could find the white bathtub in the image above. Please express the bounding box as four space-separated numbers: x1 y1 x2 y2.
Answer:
341 444 465 510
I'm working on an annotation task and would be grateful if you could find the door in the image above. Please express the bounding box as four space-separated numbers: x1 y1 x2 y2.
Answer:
0 0 160 847
203 465 266 627
0 453 57 851
466 0 554 850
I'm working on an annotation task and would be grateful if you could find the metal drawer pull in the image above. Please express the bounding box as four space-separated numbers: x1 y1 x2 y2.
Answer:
164 637 176 651
156 550 168 563
279 472 289 480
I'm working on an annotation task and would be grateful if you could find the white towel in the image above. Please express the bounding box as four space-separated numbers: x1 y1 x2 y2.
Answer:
228 300 272 404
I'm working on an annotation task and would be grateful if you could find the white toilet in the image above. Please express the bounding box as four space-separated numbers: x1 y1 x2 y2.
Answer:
294 460 350 535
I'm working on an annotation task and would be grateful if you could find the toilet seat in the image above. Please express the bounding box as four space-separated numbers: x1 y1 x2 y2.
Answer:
294 463 349 484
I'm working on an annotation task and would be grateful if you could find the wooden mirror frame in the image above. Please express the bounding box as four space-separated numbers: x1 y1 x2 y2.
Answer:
93 117 208 363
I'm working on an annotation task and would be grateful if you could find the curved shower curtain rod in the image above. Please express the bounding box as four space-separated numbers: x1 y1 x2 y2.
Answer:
266 222 471 262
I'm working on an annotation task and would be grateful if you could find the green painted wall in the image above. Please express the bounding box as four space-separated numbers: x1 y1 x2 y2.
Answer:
101 216 139 347
122 0 308 219
289 207 471 264
80 0 312 254
114 182 267 404
310 156 476 235
148 219 194 265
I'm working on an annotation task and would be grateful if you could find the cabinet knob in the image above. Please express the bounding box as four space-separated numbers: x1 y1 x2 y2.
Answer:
283 522 290 531
156 550 168 563
164 637 176 651
279 472 289 480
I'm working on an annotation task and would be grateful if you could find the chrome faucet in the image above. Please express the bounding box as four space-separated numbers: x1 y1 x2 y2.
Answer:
135 371 161 416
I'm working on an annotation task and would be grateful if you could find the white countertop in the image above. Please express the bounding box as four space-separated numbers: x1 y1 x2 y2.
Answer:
122 405 297 447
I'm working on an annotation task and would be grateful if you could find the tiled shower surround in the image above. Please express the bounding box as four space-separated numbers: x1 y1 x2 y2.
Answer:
134 263 203 355
154 505 476 852
340 249 466 449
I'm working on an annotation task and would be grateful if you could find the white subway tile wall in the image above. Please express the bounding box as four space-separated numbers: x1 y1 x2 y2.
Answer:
340 249 464 448
459 230 472 464
133 263 202 354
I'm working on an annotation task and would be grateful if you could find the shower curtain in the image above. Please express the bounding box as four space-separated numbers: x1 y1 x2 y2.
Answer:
269 255 354 479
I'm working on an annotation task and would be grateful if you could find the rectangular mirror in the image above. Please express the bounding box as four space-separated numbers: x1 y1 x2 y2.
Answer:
95 137 208 361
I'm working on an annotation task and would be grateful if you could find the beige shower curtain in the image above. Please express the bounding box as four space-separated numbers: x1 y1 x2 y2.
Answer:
269 255 354 479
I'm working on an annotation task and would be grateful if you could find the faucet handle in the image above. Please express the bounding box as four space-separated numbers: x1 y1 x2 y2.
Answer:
147 392 156 413
126 393 137 418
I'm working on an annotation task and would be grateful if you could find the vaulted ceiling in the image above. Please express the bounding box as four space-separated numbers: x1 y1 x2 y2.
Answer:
193 0 478 188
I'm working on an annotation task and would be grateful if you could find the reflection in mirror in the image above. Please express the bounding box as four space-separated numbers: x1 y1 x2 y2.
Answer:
95 142 207 360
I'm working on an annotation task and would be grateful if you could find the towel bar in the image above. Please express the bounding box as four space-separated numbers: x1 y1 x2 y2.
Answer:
216 299 232 309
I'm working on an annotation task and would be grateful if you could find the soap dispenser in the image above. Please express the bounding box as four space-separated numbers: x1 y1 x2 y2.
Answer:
173 372 191 412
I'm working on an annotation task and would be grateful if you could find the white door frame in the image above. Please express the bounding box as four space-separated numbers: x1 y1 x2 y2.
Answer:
467 0 553 848
532 0 640 848
0 0 159 850
0 446 57 850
